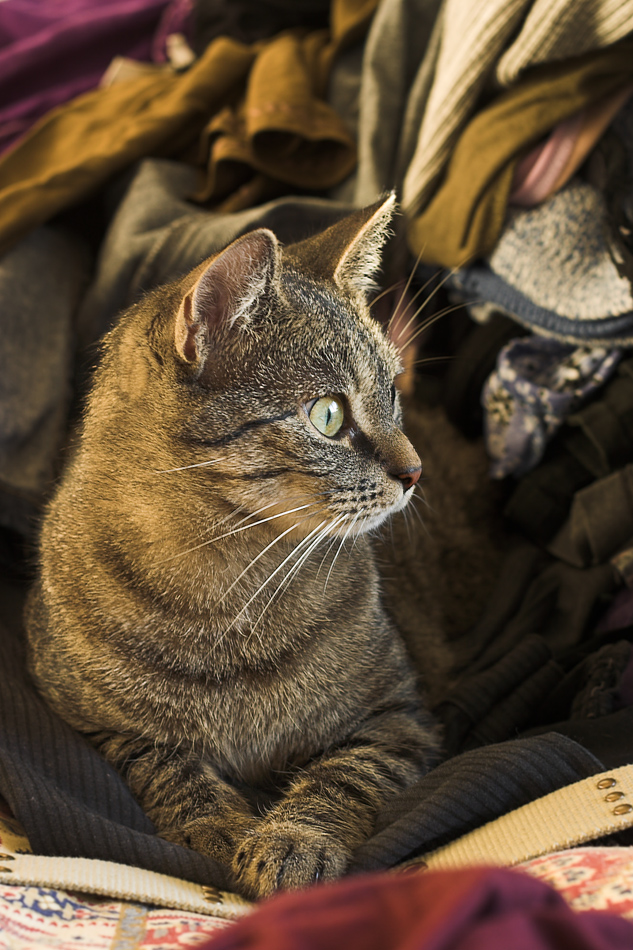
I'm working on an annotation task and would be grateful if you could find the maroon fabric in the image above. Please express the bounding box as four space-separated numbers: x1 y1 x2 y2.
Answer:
0 0 192 154
202 867 633 950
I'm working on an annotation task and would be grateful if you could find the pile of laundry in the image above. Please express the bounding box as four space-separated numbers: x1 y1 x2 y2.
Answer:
2 1 633 947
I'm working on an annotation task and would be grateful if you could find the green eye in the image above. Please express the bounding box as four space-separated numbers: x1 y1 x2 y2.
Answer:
309 395 345 437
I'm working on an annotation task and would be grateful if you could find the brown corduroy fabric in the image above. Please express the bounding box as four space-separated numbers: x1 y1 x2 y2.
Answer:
0 0 376 257
407 41 633 268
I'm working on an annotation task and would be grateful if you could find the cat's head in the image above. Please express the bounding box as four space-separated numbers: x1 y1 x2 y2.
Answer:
107 196 422 540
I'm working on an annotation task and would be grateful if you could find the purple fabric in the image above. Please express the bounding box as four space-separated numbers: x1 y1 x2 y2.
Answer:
482 336 622 479
200 866 633 950
0 0 192 154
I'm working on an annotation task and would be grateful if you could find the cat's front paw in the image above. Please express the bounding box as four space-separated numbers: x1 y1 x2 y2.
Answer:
233 821 350 898
161 813 255 865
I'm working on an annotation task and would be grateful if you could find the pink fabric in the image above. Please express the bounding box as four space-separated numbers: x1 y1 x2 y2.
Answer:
510 112 584 207
522 847 633 919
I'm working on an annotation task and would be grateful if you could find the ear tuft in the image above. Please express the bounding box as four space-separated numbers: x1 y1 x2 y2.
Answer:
283 195 396 303
174 229 279 365
333 193 396 298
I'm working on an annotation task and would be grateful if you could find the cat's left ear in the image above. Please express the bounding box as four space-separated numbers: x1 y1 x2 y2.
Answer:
175 229 280 365
284 193 396 304
333 193 396 300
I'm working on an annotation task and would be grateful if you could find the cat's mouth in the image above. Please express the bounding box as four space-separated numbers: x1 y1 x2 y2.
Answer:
329 484 418 537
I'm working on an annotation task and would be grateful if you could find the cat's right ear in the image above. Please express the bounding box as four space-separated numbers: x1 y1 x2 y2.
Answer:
174 229 280 365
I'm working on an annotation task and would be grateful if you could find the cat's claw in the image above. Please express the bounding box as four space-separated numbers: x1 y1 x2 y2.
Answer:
233 822 350 899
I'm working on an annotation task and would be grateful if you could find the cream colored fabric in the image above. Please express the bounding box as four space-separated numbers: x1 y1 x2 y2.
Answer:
401 0 633 217
417 764 633 871
0 850 251 920
2 767 633 908
497 0 633 86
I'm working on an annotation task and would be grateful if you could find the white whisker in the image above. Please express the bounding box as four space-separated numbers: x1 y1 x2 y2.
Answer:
249 515 346 636
324 512 359 590
154 457 227 474
226 520 330 633
156 502 313 564
219 506 322 604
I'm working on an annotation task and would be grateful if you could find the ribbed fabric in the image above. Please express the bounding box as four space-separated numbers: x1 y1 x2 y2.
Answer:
0 618 232 888
496 0 633 85
349 733 603 872
402 0 633 216
437 635 563 754
422 763 633 869
443 635 553 724
402 0 527 213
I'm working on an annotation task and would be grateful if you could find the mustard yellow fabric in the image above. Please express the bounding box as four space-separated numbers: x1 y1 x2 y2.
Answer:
0 0 376 257
407 41 633 268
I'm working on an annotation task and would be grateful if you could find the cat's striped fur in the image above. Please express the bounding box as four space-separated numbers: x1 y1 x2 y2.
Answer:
25 198 441 898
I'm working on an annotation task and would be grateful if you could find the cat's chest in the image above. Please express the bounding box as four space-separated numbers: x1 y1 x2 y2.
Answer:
147 630 384 784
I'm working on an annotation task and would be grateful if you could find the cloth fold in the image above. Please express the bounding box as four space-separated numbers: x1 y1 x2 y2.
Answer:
505 358 633 544
198 866 633 950
400 0 633 220
0 0 373 257
406 43 633 267
0 0 188 155
549 465 633 568
350 733 602 872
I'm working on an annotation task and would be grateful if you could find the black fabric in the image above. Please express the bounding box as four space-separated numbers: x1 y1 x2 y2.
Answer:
548 465 633 568
350 733 603 872
192 0 330 54
505 358 633 545
0 576 232 888
441 311 528 438
449 539 617 676
0 567 626 885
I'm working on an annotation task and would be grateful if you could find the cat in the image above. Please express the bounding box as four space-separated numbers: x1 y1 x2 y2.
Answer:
24 195 444 899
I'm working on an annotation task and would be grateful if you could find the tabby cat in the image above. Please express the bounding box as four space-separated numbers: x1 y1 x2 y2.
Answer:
25 196 442 899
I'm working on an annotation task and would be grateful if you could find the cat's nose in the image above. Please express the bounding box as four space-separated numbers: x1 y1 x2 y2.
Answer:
392 466 422 491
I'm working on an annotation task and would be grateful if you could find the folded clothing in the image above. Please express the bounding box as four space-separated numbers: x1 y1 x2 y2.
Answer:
405 41 633 267
0 0 372 258
401 0 633 223
0 0 190 155
509 84 633 207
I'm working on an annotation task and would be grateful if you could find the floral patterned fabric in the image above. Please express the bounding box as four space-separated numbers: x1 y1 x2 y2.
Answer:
0 798 239 949
482 336 622 478
0 886 231 949
520 847 633 918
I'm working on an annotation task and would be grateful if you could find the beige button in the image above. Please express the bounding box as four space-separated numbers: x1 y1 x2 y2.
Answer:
605 791 625 802
201 886 222 902
613 803 633 815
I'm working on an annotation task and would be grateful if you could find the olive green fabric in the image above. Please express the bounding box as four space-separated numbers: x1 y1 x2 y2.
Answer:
0 0 376 257
407 42 633 267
